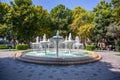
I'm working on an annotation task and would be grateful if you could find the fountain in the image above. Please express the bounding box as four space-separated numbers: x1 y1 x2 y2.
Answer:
14 31 101 65
47 39 51 51
40 34 51 54
31 36 40 49
68 33 72 41
36 36 39 43
63 33 74 53
73 36 83 50
51 30 64 57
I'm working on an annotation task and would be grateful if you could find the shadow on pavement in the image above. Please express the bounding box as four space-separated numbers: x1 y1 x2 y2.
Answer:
0 57 120 80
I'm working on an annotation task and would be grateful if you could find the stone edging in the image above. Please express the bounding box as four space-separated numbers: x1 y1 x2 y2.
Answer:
13 49 102 65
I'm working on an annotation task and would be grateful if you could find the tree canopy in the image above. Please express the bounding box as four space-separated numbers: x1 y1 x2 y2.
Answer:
0 0 119 46
50 4 72 36
0 2 10 36
5 0 49 43
70 6 94 40
111 0 120 25
92 0 112 42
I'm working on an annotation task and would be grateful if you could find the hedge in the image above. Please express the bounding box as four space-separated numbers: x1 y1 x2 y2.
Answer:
16 44 28 50
0 45 9 49
86 45 95 51
116 46 120 52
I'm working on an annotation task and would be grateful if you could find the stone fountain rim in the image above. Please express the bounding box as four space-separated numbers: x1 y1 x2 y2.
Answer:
13 49 102 65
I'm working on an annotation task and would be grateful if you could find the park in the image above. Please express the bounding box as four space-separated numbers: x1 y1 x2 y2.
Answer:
0 0 120 80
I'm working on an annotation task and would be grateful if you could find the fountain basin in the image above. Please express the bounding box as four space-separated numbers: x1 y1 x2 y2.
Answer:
14 49 101 65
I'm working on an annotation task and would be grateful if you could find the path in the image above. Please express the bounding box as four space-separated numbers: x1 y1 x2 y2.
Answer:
0 50 120 80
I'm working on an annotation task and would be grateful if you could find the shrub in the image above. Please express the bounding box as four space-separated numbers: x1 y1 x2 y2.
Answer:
0 45 9 49
16 44 28 50
115 39 120 51
116 46 120 52
115 39 120 46
86 45 95 51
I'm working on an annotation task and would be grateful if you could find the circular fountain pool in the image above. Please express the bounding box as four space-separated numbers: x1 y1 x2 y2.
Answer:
14 49 101 65
14 31 101 65
24 50 89 58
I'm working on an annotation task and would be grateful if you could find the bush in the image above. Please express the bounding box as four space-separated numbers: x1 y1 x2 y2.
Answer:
86 45 95 51
16 44 28 50
116 46 120 52
115 39 120 46
115 39 120 51
0 45 9 49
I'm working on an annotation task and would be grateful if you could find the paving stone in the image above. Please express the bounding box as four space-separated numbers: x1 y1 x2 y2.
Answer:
20 67 24 69
30 70 34 72
42 69 46 72
81 71 86 73
56 78 62 80
74 73 79 75
52 70 57 72
38 73 43 76
63 71 68 74
17 71 22 73
27 74 32 77
48 75 54 78
92 73 98 76
0 50 120 80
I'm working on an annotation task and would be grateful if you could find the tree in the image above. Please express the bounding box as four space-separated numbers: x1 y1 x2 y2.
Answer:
78 23 95 40
49 4 72 36
92 0 112 42
5 0 48 44
70 6 86 36
33 6 51 38
111 0 120 25
107 23 120 38
0 2 10 37
106 23 120 49
70 6 94 40
38 16 54 38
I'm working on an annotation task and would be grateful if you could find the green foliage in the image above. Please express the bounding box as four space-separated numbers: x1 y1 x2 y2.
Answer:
92 0 112 42
50 4 72 36
0 2 10 36
107 23 120 38
111 0 120 25
78 23 95 40
0 0 119 47
14 0 32 6
114 39 120 51
116 46 120 52
86 45 95 51
16 44 28 50
70 6 94 38
70 6 88 35
5 0 49 44
0 45 9 49
115 39 120 46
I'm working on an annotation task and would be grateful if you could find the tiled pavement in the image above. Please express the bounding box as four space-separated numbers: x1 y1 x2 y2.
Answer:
0 50 120 80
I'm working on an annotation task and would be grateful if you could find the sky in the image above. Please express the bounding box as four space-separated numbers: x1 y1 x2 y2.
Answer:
1 0 111 12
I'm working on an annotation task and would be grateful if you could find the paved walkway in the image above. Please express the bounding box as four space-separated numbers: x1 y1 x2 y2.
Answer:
0 50 120 80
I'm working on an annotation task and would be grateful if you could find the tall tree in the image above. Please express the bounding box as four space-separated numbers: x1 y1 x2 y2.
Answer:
50 4 72 36
70 6 94 40
78 23 95 40
0 2 10 37
111 0 120 25
92 0 112 42
70 6 86 36
107 23 120 38
5 0 48 44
